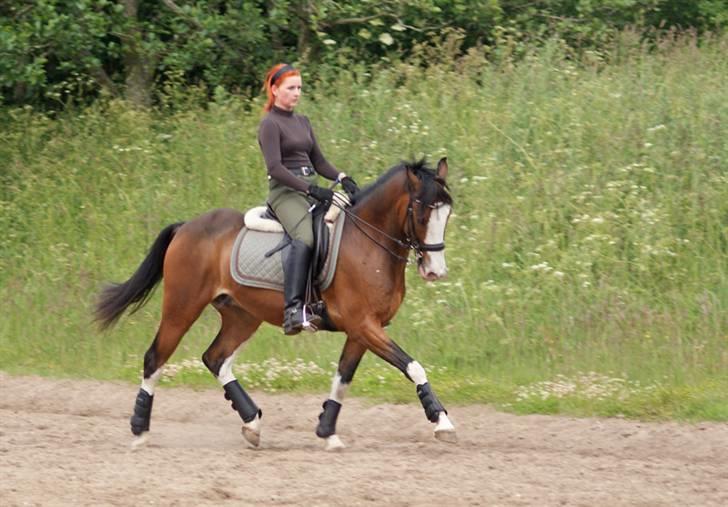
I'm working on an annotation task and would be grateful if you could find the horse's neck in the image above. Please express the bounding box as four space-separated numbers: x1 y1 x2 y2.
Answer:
345 180 410 286
354 187 409 245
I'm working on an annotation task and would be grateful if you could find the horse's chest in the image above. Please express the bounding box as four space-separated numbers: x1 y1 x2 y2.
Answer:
380 285 405 322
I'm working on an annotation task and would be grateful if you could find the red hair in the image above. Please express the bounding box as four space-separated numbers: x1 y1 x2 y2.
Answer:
263 63 301 113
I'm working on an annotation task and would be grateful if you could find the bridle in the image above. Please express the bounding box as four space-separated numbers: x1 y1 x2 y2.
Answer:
333 176 448 264
404 198 446 263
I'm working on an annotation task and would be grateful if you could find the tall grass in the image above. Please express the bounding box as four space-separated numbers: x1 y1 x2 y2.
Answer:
1 34 726 420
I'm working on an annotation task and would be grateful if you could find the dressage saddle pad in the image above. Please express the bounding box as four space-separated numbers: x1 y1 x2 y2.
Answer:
230 204 347 292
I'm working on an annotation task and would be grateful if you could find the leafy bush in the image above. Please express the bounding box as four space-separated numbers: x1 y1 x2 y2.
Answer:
1 1 726 108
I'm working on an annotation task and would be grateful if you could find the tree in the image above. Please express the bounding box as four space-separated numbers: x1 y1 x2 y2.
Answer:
1 0 725 108
1 1 119 105
1 0 274 108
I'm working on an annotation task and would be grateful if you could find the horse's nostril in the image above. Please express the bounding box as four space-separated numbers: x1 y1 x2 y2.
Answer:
425 271 438 281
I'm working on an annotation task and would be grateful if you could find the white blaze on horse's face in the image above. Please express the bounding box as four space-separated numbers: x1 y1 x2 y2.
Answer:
418 203 451 281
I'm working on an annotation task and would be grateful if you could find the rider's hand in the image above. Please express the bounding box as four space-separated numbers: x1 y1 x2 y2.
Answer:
341 176 360 198
307 184 334 203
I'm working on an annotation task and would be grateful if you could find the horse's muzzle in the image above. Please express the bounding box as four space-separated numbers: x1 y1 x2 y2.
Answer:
418 259 447 282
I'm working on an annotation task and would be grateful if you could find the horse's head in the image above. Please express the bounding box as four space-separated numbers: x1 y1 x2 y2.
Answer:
348 157 453 280
405 158 452 282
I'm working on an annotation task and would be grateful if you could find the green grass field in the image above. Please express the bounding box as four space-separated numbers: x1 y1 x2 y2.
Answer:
1 34 726 420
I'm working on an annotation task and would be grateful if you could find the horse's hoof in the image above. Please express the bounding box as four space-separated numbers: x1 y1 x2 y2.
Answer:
434 412 457 443
434 428 458 443
324 434 345 451
241 414 262 447
242 426 260 447
130 433 149 450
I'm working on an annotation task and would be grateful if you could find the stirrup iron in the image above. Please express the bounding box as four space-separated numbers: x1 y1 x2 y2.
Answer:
301 305 321 332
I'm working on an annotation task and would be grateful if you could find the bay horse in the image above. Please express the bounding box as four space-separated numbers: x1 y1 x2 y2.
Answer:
95 158 456 450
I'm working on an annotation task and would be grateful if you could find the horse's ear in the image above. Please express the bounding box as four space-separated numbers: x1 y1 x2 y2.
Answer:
405 164 419 187
436 157 448 180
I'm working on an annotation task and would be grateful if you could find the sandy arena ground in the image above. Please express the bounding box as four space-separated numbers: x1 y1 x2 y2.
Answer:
1 372 726 506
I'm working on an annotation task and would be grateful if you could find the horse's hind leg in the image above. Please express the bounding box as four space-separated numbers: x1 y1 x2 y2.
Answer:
202 296 263 447
316 336 367 451
355 319 457 443
130 280 209 441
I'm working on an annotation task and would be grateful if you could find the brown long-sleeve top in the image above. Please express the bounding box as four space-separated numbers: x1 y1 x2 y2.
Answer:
258 105 340 192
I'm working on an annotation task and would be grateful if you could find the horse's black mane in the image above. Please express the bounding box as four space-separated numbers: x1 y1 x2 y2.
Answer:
349 159 452 213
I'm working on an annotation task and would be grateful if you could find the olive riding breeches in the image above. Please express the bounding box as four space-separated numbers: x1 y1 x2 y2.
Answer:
267 173 319 248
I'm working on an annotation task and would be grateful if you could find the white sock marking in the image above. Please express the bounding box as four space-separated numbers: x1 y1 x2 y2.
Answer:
406 361 428 386
216 342 248 385
141 369 162 395
328 373 350 403
217 354 237 385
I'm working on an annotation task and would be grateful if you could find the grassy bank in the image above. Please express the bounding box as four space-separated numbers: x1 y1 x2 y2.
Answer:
1 35 726 420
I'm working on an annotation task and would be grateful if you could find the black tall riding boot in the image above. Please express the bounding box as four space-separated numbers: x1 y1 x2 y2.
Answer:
282 240 321 335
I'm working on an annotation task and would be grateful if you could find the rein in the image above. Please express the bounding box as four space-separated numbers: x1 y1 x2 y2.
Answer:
330 181 446 264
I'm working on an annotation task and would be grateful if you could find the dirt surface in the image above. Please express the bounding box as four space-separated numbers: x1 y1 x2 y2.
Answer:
1 373 726 506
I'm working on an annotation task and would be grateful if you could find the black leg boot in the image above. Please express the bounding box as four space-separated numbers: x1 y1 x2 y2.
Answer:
282 240 322 335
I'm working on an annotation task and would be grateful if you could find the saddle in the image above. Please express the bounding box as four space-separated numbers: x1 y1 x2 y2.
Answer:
229 193 348 296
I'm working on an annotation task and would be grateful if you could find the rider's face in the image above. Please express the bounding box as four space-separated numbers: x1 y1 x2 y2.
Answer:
273 75 302 111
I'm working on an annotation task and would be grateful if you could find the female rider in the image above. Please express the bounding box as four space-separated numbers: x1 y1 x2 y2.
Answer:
258 63 359 335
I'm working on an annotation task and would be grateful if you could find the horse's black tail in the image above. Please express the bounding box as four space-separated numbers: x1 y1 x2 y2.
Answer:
95 222 185 331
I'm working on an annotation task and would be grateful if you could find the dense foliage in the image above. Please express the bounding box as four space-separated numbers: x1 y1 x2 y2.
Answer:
1 0 726 108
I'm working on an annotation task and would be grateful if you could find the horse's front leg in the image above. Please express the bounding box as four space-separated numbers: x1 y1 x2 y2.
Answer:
316 336 367 451
359 319 457 443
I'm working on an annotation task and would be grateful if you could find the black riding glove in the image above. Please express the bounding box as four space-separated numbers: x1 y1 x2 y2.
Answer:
340 176 360 198
307 184 334 203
